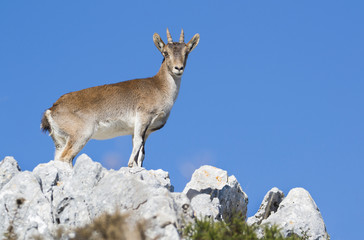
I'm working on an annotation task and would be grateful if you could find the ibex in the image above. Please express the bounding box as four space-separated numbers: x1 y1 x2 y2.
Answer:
41 29 200 167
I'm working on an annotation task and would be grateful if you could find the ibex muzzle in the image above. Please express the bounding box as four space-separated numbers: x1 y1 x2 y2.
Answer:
41 29 200 167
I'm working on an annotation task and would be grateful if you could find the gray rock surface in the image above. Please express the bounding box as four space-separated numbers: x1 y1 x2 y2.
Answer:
183 165 248 221
0 155 329 240
0 154 190 240
0 171 53 239
247 187 284 225
0 156 21 191
249 187 329 240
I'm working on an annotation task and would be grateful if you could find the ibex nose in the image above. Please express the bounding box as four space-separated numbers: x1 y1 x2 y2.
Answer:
174 66 184 71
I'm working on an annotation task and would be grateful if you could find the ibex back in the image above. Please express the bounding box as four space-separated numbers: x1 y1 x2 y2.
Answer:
41 29 200 167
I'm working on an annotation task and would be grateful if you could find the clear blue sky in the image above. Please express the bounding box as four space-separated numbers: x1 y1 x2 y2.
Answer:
1 1 363 239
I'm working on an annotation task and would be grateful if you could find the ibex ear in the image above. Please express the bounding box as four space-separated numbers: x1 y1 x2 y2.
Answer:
186 33 200 52
153 33 165 53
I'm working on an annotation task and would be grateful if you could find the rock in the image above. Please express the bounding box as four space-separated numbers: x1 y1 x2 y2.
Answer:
183 165 229 191
247 187 284 225
171 192 194 231
0 171 53 239
183 165 248 221
0 155 329 240
0 156 21 191
33 159 72 202
47 156 183 239
118 166 174 192
0 155 191 240
88 166 180 240
219 175 249 221
255 188 329 240
32 157 91 229
51 154 106 227
71 154 106 193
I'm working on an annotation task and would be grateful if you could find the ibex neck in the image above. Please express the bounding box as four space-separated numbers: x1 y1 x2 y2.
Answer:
154 61 182 102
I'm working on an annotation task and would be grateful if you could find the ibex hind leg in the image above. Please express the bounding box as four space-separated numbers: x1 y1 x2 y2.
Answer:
44 110 67 162
51 115 94 167
51 133 67 162
58 135 90 167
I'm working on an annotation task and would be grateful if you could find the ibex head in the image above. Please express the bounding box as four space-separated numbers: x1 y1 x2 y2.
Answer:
153 28 200 77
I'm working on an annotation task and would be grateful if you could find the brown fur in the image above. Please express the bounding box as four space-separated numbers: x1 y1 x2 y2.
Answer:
41 29 200 167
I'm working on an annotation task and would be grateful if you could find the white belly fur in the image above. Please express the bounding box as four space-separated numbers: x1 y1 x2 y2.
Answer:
91 110 170 140
92 119 133 140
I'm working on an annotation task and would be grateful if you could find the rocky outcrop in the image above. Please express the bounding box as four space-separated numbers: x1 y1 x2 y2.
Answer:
247 187 284 225
183 165 248 221
248 187 329 240
0 156 21 190
1 154 187 240
0 155 329 240
0 155 243 240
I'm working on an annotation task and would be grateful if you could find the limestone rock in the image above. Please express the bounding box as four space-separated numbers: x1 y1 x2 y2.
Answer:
252 187 329 240
0 156 329 240
87 168 180 240
0 155 189 240
0 156 21 191
33 159 72 202
171 192 194 230
0 171 53 239
247 187 284 225
183 165 248 221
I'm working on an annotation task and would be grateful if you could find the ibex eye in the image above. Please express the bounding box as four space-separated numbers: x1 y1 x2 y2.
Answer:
163 52 169 57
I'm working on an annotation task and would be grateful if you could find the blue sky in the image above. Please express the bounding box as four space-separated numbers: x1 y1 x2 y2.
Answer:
1 1 363 239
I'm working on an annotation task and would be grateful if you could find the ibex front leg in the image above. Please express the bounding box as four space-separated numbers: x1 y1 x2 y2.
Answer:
128 117 151 168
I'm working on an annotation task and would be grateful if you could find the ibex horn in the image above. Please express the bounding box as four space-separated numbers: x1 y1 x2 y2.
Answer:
179 28 184 43
166 28 173 43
